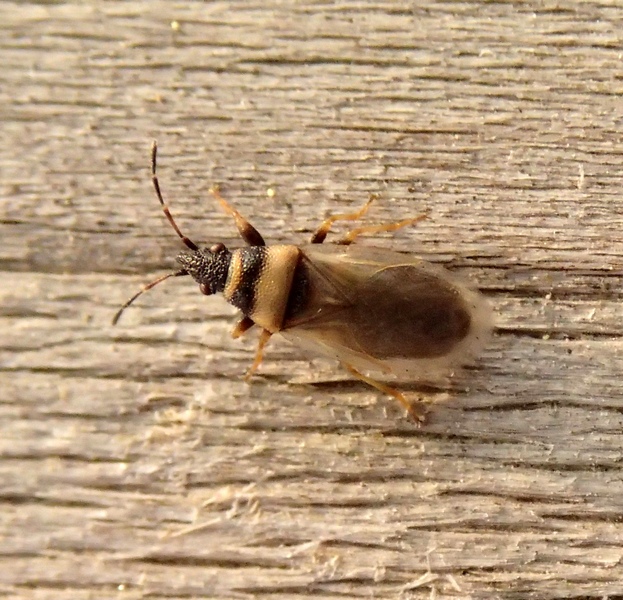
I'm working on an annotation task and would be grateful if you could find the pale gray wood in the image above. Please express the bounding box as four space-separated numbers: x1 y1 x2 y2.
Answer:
2 1 623 599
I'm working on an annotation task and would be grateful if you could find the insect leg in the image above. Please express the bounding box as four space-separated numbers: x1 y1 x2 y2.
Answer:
244 328 273 381
210 186 266 246
310 195 375 244
337 213 428 246
232 316 255 339
341 362 427 424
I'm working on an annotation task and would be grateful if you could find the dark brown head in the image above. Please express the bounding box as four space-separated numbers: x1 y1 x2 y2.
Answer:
176 243 232 296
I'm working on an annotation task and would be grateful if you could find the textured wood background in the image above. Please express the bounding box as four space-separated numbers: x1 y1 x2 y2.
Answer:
2 2 623 599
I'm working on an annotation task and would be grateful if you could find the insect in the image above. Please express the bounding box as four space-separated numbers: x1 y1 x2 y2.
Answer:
114 142 493 422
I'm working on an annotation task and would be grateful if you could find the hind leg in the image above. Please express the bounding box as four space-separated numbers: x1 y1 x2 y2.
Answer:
341 362 428 424
311 194 427 246
337 213 427 246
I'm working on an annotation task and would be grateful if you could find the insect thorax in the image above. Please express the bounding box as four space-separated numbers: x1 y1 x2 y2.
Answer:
224 245 302 333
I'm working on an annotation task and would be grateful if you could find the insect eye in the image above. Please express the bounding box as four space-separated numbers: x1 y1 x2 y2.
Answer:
210 243 226 253
199 283 213 296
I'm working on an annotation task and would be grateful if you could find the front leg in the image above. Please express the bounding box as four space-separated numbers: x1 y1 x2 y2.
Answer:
232 316 255 339
244 328 273 382
211 186 266 247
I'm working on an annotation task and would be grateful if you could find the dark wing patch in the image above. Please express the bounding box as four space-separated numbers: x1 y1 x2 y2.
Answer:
351 265 472 359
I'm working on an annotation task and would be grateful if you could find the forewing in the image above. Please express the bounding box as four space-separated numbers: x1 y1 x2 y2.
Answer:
281 244 492 383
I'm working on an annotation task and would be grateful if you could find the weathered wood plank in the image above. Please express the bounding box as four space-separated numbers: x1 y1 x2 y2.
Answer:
2 1 623 598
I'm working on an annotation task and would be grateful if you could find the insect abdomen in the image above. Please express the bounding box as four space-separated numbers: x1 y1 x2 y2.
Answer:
352 265 471 359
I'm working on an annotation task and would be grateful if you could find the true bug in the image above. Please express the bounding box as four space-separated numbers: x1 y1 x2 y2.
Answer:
113 143 493 422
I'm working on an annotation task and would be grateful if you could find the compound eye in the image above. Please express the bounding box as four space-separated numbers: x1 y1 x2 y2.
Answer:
199 283 213 296
210 243 226 253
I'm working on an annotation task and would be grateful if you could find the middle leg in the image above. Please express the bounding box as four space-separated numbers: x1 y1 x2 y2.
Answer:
310 195 375 244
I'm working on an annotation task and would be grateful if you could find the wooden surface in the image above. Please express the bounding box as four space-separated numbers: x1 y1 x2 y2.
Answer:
2 2 623 598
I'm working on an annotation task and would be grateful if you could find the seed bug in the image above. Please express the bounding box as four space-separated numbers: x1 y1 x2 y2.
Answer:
113 143 493 422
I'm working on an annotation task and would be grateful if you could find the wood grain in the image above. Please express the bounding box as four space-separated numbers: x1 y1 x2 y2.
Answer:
2 1 623 598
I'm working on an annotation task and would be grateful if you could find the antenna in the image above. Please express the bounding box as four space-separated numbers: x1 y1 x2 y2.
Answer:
112 142 196 325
